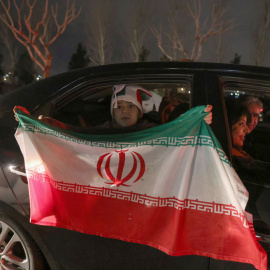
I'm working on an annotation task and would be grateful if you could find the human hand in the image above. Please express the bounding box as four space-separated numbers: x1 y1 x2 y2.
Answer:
38 115 67 129
204 105 213 125
13 106 30 122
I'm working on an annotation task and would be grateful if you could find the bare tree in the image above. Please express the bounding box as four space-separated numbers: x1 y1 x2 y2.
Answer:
156 0 188 61
214 0 233 63
123 1 153 62
0 0 81 78
85 0 113 66
151 0 234 61
252 0 270 66
215 23 225 63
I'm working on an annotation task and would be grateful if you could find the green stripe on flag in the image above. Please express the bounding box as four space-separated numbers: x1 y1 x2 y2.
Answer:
15 106 230 166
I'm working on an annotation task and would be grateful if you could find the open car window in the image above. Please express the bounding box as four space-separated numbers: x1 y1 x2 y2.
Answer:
223 80 270 163
52 83 192 128
222 78 270 230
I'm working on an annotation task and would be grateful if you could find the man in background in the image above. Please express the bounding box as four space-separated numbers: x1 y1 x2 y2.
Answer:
241 96 263 158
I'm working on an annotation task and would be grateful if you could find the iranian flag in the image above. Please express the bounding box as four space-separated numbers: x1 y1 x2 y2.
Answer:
15 106 267 270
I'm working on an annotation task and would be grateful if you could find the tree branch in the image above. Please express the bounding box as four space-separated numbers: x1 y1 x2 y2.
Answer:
150 26 173 61
153 0 234 62
0 0 82 77
47 0 81 47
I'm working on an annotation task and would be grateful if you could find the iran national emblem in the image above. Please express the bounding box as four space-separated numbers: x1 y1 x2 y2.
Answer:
97 149 145 186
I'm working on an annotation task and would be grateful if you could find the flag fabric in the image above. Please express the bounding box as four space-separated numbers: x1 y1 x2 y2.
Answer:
15 106 267 270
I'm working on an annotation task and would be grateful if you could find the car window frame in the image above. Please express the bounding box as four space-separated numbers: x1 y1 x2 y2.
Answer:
49 74 194 114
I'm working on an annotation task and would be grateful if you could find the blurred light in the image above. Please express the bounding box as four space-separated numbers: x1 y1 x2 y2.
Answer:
36 75 42 81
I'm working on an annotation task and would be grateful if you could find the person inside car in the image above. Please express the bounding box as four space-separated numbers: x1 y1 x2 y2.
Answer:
242 96 263 133
16 84 213 133
241 96 263 158
159 96 181 124
226 102 269 184
37 84 159 133
227 101 270 228
109 84 158 131
227 104 251 158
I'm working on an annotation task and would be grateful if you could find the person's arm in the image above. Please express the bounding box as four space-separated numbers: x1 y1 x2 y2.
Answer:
38 115 69 130
14 106 112 134
14 107 68 129
38 115 113 134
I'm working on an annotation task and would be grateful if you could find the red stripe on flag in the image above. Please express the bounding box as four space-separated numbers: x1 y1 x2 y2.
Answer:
28 175 267 270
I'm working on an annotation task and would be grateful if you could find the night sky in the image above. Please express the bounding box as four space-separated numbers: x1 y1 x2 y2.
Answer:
1 0 268 76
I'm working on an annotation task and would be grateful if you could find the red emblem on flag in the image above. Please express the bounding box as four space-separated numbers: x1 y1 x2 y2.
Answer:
97 149 145 186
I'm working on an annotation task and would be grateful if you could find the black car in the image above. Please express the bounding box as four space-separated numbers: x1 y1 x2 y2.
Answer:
0 62 269 270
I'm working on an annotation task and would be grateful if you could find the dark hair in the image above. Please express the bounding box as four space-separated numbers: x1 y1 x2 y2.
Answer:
226 101 249 128
168 103 189 122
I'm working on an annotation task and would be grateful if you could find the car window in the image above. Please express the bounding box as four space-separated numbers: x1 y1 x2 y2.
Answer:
222 78 270 229
52 83 191 128
223 82 270 163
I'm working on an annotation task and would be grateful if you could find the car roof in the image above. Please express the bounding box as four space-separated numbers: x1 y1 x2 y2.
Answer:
1 62 270 113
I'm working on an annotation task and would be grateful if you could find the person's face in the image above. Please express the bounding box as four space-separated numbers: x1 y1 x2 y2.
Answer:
161 98 180 124
113 100 142 127
247 103 260 132
232 115 250 148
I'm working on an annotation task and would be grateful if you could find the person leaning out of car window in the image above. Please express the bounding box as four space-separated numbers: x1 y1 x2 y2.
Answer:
35 84 213 134
241 96 263 158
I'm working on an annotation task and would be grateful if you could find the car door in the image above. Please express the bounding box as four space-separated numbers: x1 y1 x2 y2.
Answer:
189 67 270 269
219 72 270 266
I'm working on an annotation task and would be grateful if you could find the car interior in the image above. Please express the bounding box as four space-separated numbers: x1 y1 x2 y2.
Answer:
52 83 191 128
